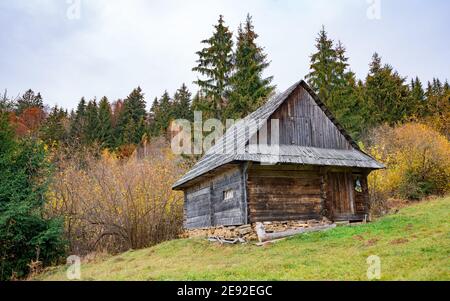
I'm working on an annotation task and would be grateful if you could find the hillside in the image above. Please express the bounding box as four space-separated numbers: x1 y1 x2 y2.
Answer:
37 196 450 281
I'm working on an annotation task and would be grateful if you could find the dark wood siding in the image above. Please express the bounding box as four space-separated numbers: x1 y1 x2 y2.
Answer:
265 86 352 150
247 165 324 222
184 184 211 229
246 165 370 224
327 172 355 216
184 165 246 229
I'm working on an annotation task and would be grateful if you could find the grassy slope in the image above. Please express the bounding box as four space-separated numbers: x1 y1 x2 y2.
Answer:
38 197 450 281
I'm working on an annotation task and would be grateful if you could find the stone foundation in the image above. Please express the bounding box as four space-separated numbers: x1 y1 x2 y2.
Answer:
183 218 332 242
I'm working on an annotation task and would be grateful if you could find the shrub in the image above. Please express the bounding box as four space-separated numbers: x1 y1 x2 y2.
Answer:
367 123 450 201
47 138 188 255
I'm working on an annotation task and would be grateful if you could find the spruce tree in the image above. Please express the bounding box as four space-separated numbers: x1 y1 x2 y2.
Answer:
332 53 363 139
432 78 443 96
193 15 234 121
152 91 173 137
228 14 275 119
149 97 160 137
306 30 362 138
410 77 425 117
363 53 410 127
0 113 66 280
306 26 337 105
84 99 100 145
40 106 68 146
115 87 147 145
443 80 450 94
69 97 87 144
173 83 193 121
425 78 450 122
97 96 114 149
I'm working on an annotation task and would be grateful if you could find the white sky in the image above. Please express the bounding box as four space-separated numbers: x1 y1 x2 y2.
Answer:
1 0 449 110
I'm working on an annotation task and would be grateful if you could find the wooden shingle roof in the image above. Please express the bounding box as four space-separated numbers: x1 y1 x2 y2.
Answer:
173 80 384 189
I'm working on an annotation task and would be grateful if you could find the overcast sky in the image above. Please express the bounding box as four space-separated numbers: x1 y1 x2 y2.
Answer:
1 0 449 110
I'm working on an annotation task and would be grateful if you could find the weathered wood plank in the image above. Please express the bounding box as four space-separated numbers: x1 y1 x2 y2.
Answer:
251 213 323 222
268 86 352 150
184 164 246 228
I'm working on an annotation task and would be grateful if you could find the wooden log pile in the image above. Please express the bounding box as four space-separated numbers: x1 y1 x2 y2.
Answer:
183 218 333 242
183 224 258 241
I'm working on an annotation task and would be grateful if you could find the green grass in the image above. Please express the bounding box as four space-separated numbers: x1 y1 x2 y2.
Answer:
37 196 450 281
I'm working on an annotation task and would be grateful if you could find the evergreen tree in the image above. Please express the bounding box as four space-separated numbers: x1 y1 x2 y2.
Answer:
172 83 193 121
306 26 337 105
84 99 100 145
193 15 234 120
69 97 87 144
150 91 173 137
363 53 411 127
432 78 443 96
228 14 275 119
148 97 160 137
16 89 44 114
328 41 363 138
97 97 114 149
40 106 69 146
0 113 66 280
306 29 362 138
425 78 450 119
410 77 425 117
444 80 450 94
115 87 147 145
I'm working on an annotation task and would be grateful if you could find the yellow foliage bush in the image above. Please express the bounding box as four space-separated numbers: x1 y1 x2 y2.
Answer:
47 139 189 254
367 123 450 201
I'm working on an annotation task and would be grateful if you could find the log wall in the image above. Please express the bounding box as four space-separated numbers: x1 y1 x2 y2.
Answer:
184 163 371 228
247 165 370 223
184 165 246 229
247 165 324 222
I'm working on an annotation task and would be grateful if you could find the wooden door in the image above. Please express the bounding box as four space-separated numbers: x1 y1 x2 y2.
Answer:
327 172 355 220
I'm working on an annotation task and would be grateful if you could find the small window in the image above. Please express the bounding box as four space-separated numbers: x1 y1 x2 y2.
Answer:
355 177 363 193
223 189 234 201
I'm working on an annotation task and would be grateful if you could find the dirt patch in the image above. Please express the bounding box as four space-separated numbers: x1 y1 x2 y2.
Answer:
365 239 379 247
404 224 414 231
113 257 126 263
353 235 365 241
109 266 123 273
390 238 409 245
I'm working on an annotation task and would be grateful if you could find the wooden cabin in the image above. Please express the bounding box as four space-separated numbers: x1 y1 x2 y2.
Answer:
172 80 384 229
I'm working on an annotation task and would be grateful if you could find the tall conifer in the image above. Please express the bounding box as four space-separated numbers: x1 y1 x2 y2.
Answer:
193 15 233 120
228 14 275 119
97 96 114 148
115 87 147 145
